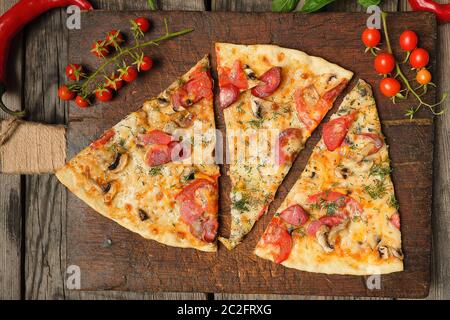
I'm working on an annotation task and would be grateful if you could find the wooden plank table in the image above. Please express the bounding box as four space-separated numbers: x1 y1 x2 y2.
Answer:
0 0 449 300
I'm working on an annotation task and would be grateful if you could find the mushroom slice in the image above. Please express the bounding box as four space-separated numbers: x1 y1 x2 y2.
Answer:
377 244 390 259
328 220 349 246
250 96 273 119
389 247 404 260
108 153 129 174
316 225 334 253
335 166 351 180
102 180 119 204
242 64 262 88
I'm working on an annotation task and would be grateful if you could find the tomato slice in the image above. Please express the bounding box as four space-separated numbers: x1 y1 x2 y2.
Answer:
390 213 401 230
279 204 309 226
262 218 293 264
171 71 213 110
251 67 282 98
295 80 348 132
276 128 302 166
145 144 171 167
185 71 213 100
91 129 115 149
308 191 347 203
294 85 321 131
228 60 248 90
139 130 173 145
322 113 355 151
359 132 384 155
176 179 218 242
219 84 240 109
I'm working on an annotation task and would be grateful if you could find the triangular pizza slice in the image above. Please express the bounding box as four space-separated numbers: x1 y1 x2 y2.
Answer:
255 80 403 275
56 56 220 252
215 43 353 249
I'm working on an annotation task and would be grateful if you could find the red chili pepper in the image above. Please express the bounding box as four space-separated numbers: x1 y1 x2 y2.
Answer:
0 0 93 117
408 0 450 23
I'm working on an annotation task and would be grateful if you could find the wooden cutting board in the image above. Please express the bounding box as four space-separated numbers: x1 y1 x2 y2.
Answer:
66 11 436 298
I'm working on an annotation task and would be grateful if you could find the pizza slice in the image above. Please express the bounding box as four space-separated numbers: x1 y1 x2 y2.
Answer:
255 80 403 275
56 56 220 252
215 43 353 249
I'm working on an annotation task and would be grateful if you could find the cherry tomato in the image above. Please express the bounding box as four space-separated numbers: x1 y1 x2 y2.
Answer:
91 40 109 58
409 48 430 69
416 69 432 85
134 17 150 33
106 29 124 46
95 88 113 102
374 53 395 74
121 66 138 82
399 30 418 52
75 95 90 108
361 28 381 48
380 78 401 97
105 75 124 91
58 85 76 101
65 64 83 81
139 56 154 71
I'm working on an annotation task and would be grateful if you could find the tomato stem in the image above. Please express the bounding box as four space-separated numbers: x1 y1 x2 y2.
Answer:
80 26 194 95
380 12 447 118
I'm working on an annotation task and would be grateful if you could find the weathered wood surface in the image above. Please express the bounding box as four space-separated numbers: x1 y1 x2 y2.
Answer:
0 0 23 301
1 0 449 300
399 0 450 300
66 10 434 298
22 0 206 300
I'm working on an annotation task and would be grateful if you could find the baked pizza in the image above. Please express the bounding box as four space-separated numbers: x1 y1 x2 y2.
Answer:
255 80 403 275
215 43 353 249
56 56 221 252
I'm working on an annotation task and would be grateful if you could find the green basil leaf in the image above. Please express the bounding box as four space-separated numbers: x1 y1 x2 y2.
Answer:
147 0 157 10
300 0 336 13
272 0 300 12
358 0 381 8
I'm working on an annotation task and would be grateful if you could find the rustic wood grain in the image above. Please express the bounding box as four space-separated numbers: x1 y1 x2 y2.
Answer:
66 10 435 298
400 0 450 300
0 0 23 300
22 0 206 300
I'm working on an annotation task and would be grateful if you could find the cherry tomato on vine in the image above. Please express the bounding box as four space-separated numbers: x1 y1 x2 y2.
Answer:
139 56 154 71
95 88 114 102
106 29 125 46
75 95 90 108
416 69 432 85
58 85 76 101
91 40 110 58
380 78 401 97
361 28 381 48
65 64 84 81
121 66 139 82
399 30 418 52
374 53 395 74
134 17 150 33
409 48 429 69
106 75 124 91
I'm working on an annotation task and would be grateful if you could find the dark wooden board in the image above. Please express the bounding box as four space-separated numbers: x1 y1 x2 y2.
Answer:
67 11 436 298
